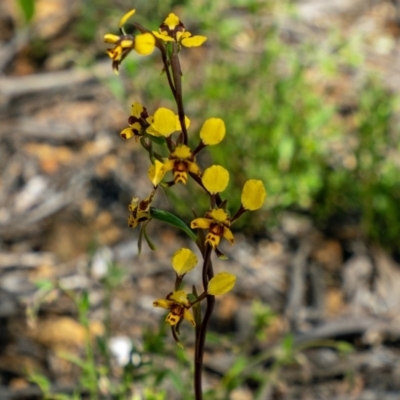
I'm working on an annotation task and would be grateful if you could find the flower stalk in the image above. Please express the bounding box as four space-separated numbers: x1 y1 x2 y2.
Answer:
104 9 266 400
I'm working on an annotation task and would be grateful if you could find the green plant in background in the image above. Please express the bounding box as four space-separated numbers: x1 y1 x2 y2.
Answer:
116 0 400 247
17 0 35 23
103 8 266 399
316 78 400 246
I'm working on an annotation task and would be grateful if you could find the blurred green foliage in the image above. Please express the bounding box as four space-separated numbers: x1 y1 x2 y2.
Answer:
17 0 35 23
25 0 396 243
111 0 400 247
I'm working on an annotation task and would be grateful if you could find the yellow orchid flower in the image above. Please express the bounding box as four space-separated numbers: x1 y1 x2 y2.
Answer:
191 208 234 249
163 144 201 185
153 290 195 327
104 9 155 74
127 191 154 228
152 13 207 49
120 102 149 140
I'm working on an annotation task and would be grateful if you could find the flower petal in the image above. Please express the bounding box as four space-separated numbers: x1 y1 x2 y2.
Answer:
222 227 235 245
149 107 177 137
153 298 174 309
172 144 192 159
148 160 166 187
152 31 175 42
241 179 267 211
202 165 229 194
208 272 236 295
120 127 134 140
205 233 221 248
104 33 120 44
209 208 229 222
166 312 181 326
131 102 145 117
200 118 225 145
181 35 207 47
163 159 175 172
172 248 198 276
183 309 196 326
191 217 212 229
175 115 191 131
134 33 155 55
163 13 180 29
119 9 136 28
170 290 190 306
120 39 134 48
187 161 201 176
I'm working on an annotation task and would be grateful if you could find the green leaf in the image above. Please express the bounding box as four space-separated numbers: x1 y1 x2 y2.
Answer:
336 341 354 355
33 279 54 291
146 134 166 146
143 225 157 250
78 290 90 314
18 0 35 23
151 208 197 241
28 372 51 393
278 135 295 171
282 333 294 351
58 352 87 369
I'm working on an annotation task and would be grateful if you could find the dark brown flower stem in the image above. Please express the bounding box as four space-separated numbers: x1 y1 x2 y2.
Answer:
194 244 215 400
132 23 177 102
169 44 189 145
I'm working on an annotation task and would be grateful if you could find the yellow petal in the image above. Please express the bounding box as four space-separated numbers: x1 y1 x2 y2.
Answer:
170 290 190 306
187 161 201 176
120 39 134 48
153 298 174 309
119 9 136 28
134 33 155 56
202 165 229 194
183 309 196 327
163 159 175 172
150 107 177 137
166 312 181 326
127 214 139 228
120 127 133 140
164 13 180 29
148 160 166 187
129 198 139 213
106 46 123 61
175 115 191 131
131 102 144 117
104 33 120 44
152 31 175 42
222 227 235 245
191 217 212 229
172 248 198 276
209 208 229 222
181 35 207 47
146 126 162 137
208 273 236 295
172 144 192 159
241 179 267 211
205 233 221 249
200 118 226 145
